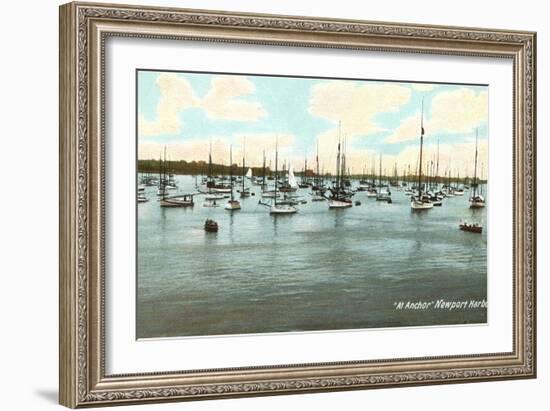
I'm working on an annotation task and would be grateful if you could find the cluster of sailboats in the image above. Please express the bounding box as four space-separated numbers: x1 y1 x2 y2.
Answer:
138 101 486 232
409 99 485 211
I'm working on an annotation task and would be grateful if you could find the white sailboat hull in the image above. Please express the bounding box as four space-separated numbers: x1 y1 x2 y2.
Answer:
328 199 352 208
160 198 194 207
270 204 297 214
224 200 241 210
410 200 433 210
213 187 232 193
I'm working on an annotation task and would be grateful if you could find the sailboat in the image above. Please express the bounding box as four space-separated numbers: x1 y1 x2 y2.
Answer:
156 150 168 197
258 150 267 189
299 154 309 188
160 193 194 207
288 166 299 191
260 138 297 214
159 147 194 207
433 139 446 202
203 141 231 195
455 170 465 196
328 123 353 208
238 141 251 198
260 150 280 199
357 165 369 191
366 155 378 197
310 141 326 201
225 146 241 210
204 141 225 201
376 154 392 203
278 161 298 193
469 129 486 208
411 99 433 210
137 183 148 203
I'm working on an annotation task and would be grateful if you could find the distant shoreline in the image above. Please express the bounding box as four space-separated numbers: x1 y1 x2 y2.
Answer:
137 160 486 184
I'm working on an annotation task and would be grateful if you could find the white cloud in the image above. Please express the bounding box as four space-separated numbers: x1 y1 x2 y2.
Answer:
309 81 412 136
139 74 267 138
430 88 488 134
385 88 488 144
201 76 267 122
306 81 412 173
139 74 198 136
384 113 422 144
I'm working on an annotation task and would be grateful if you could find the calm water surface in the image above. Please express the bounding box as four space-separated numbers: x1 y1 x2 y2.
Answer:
137 175 487 338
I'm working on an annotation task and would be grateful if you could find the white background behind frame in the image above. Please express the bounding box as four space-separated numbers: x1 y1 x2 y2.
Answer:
0 0 545 410
105 36 513 375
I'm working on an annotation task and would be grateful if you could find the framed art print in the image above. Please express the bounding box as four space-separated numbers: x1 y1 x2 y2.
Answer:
59 2 536 408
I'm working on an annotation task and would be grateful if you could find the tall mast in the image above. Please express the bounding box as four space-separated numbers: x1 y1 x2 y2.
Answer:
436 138 440 188
379 153 382 187
371 154 376 188
341 133 346 189
450 162 453 188
262 149 266 188
336 122 341 192
473 128 479 197
162 146 167 200
274 138 278 206
480 162 484 195
229 145 234 201
158 151 162 198
417 98 425 197
207 140 213 192
303 151 307 184
316 139 320 186
242 138 246 194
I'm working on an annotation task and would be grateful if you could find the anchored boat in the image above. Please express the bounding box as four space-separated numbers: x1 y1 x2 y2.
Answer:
328 122 353 209
204 219 219 232
459 221 482 233
225 146 241 211
259 138 297 214
411 99 433 211
469 129 486 209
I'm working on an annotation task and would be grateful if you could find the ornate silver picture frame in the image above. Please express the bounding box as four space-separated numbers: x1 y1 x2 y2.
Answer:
59 2 536 408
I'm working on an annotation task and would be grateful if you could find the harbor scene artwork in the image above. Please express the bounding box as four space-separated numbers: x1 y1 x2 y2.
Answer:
136 69 488 339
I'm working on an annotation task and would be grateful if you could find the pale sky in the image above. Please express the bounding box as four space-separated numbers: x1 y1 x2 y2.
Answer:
137 70 488 177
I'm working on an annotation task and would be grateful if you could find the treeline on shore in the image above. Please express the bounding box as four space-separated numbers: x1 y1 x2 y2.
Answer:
137 159 267 177
137 159 486 184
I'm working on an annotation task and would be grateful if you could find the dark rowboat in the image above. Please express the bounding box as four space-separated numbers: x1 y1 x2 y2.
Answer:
204 219 219 232
459 222 482 233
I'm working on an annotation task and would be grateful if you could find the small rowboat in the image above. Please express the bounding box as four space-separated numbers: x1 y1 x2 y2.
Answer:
204 219 219 232
459 221 482 233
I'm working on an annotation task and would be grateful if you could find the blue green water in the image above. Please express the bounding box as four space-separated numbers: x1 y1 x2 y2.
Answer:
137 175 487 338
